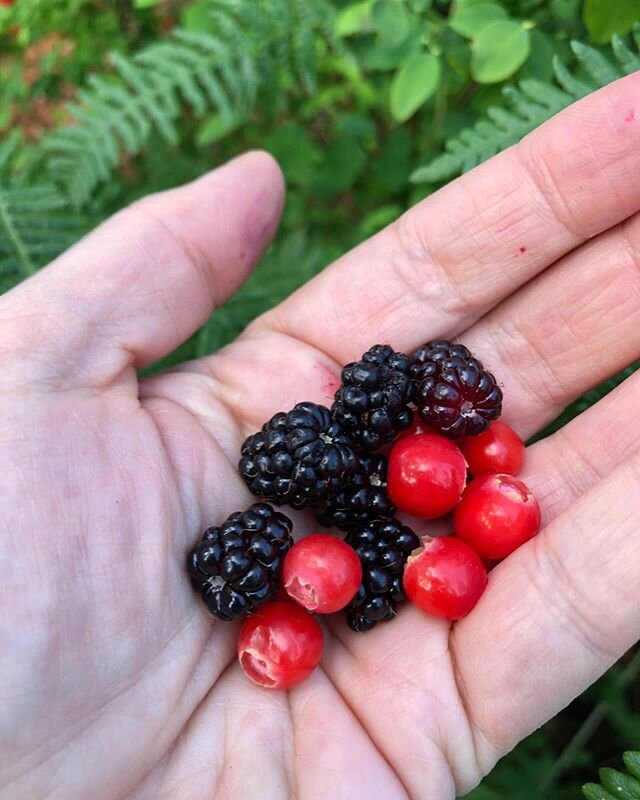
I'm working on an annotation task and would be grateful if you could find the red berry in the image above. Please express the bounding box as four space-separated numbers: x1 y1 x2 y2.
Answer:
237 602 323 690
460 421 525 477
453 474 541 560
403 535 487 620
283 534 362 613
396 417 438 440
387 433 467 519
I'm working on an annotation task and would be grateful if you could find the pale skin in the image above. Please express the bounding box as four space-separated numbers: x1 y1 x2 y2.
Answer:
1 73 640 800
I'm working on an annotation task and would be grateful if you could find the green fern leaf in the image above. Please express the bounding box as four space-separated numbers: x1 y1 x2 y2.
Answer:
611 35 640 74
552 55 593 98
0 132 22 177
571 41 621 86
0 184 92 290
43 0 335 207
583 753 640 800
625 753 640 781
599 767 640 799
412 31 631 184
582 786 619 800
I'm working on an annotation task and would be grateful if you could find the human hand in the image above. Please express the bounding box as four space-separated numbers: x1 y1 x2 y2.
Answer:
2 74 640 800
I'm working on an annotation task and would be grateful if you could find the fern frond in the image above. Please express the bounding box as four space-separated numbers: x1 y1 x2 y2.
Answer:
583 752 640 800
0 184 91 290
411 29 636 184
44 0 334 207
0 132 22 178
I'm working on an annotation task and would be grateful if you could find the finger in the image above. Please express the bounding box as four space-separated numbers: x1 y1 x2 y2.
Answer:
132 664 409 800
522 369 640 526
458 210 640 438
260 73 640 362
452 454 640 779
0 151 284 387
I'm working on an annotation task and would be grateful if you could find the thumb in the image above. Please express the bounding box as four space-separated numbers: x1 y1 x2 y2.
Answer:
0 150 284 388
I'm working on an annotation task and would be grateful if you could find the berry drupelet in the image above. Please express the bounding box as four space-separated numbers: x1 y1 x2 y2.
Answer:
239 402 359 509
345 518 420 632
410 340 502 439
332 344 414 450
187 503 293 621
315 453 395 532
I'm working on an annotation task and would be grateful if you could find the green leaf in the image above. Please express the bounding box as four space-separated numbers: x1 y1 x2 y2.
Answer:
584 0 638 44
599 767 640 800
182 1 218 32
195 112 243 146
133 0 163 7
372 128 412 190
264 124 320 184
456 0 494 7
355 204 402 238
471 21 531 83
624 752 640 782
389 51 441 121
372 0 410 45
520 29 555 81
582 784 621 800
335 0 374 36
449 3 507 39
551 0 581 22
363 29 423 70
312 136 367 194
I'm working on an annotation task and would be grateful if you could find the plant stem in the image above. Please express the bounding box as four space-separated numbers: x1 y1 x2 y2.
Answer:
0 191 35 277
539 647 640 791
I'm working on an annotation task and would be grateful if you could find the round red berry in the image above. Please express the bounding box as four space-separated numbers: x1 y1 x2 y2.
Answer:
460 421 525 477
283 533 362 614
237 602 323 690
387 432 467 519
403 535 487 620
396 417 438 440
453 474 541 560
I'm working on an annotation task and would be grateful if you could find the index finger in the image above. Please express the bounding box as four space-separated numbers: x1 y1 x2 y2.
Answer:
260 73 640 362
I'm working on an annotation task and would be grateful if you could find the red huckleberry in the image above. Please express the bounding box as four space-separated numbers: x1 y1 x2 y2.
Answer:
237 602 323 690
283 534 362 613
453 473 541 560
387 432 467 519
396 417 439 440
460 420 525 477
403 535 487 620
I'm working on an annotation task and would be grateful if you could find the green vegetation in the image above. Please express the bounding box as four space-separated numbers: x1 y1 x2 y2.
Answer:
1 0 639 795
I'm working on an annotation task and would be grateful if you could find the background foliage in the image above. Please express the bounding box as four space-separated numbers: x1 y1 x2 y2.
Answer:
1 0 639 796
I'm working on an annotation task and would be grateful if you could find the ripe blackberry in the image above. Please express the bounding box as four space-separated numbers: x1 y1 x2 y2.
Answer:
316 453 395 532
410 340 502 439
345 519 419 632
239 402 359 509
187 503 293 621
332 344 414 450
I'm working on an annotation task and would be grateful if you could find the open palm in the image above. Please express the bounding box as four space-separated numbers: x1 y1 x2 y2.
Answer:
3 75 640 800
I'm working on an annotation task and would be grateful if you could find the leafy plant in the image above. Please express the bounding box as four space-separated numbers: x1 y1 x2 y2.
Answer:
1 1 640 798
42 0 333 207
411 28 640 183
583 752 640 800
0 133 90 291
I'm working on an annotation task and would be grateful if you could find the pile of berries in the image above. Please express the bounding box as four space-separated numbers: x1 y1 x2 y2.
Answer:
186 340 541 690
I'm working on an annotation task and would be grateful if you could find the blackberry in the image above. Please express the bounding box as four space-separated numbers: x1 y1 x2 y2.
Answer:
187 503 293 621
239 402 359 509
410 339 502 439
332 344 414 450
316 453 395 532
345 519 419 632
